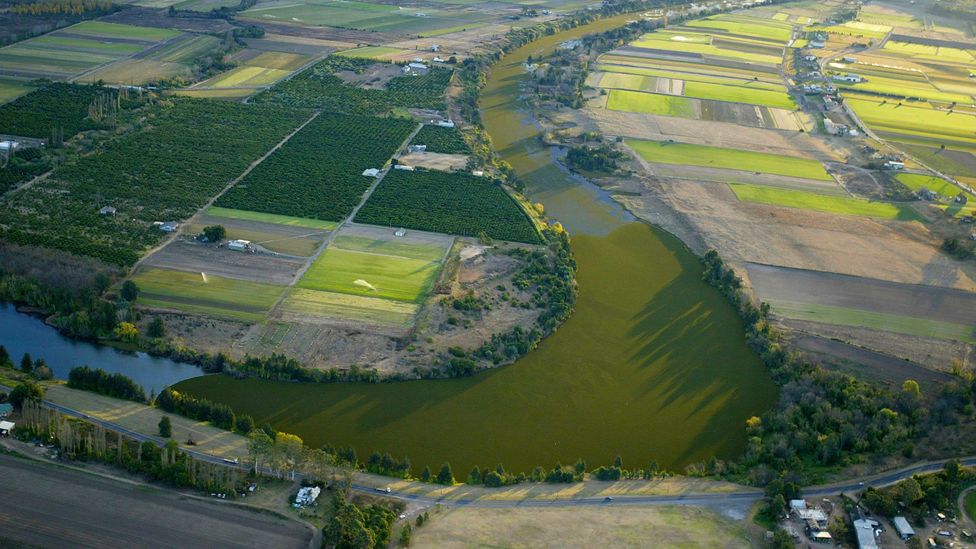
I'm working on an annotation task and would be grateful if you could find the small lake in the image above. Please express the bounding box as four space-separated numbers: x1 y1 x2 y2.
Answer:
0 304 203 394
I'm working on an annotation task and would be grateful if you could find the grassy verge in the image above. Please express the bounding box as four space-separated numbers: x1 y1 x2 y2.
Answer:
729 183 923 221
965 489 976 522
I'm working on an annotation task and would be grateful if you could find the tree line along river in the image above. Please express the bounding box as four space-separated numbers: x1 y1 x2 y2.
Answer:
3 14 779 476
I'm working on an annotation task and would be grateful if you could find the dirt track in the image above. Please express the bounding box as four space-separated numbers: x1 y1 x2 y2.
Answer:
0 454 310 549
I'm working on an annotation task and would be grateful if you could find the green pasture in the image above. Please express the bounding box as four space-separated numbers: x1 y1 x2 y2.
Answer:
626 139 833 181
883 41 975 63
198 66 290 88
838 74 972 104
30 35 144 54
966 490 976 522
132 268 285 322
597 62 784 88
331 234 447 262
597 72 656 92
0 44 114 76
68 21 180 42
606 90 696 117
334 46 405 60
279 288 418 327
418 22 489 37
683 80 795 109
769 300 976 343
599 53 781 79
82 59 191 85
0 78 33 104
729 183 923 221
815 21 891 39
685 17 793 43
245 52 312 70
185 223 324 257
845 96 976 145
297 247 441 303
241 2 485 34
896 173 973 201
152 35 222 63
171 88 257 99
631 33 783 65
206 207 337 230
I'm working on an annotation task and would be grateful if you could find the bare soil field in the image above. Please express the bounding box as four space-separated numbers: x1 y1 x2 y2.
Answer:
140 312 249 356
238 320 402 371
584 108 837 160
409 505 758 548
245 37 334 56
141 239 304 285
334 63 404 89
398 151 469 171
187 212 330 257
253 21 400 45
643 163 846 194
0 454 310 549
103 8 235 33
746 262 976 324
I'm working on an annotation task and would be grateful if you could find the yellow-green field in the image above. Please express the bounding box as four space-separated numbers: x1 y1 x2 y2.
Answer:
246 51 311 70
132 268 285 322
729 183 923 221
279 288 418 327
297 247 441 303
626 139 833 181
0 78 33 104
607 90 696 117
846 95 976 145
896 174 974 201
198 66 290 88
334 46 406 60
206 207 337 229
170 88 257 99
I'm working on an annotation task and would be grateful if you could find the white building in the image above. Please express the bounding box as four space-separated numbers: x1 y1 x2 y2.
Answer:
394 164 415 171
294 486 321 508
853 518 880 549
436 120 455 128
894 516 915 540
228 239 252 250
362 168 380 177
0 420 14 436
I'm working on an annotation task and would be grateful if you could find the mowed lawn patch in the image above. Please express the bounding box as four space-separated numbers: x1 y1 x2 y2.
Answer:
770 300 976 343
626 139 833 181
607 90 696 117
279 288 418 327
729 183 923 220
132 267 285 322
297 247 441 303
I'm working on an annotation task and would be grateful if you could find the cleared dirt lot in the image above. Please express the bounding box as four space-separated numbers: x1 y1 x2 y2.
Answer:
409 505 758 548
398 151 469 172
142 239 304 285
0 454 309 549
747 262 976 324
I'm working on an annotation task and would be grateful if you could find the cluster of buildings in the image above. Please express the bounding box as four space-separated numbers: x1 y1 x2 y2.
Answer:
790 499 833 543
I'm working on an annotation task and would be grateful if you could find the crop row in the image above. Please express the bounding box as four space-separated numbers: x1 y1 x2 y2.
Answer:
411 124 470 154
0 83 114 139
253 56 452 115
355 169 540 244
216 112 416 221
0 100 309 266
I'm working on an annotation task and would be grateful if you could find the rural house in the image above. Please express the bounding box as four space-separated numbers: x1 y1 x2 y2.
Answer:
99 206 117 216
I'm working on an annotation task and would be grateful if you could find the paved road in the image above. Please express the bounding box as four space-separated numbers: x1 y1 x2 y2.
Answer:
14 387 975 510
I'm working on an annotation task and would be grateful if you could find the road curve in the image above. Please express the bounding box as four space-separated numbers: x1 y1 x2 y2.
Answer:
8 386 976 509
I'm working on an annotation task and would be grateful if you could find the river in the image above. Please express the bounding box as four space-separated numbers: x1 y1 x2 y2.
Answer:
0 304 202 394
3 14 778 475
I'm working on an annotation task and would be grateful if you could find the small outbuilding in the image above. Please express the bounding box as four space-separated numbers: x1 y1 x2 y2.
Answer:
394 164 415 171
228 239 252 251
99 206 117 216
0 420 15 437
159 221 179 233
362 168 380 177
894 516 915 540
394 228 406 237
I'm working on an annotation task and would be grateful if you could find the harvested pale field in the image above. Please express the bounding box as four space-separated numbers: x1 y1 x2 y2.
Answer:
188 211 331 257
398 151 470 172
613 177 976 290
586 107 831 159
141 239 304 285
238 319 403 371
643 164 847 195
409 505 757 549
278 288 418 328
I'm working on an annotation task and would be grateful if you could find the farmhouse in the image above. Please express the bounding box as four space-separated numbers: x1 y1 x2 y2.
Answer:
394 164 415 171
408 144 427 153
227 239 252 251
853 518 880 549
884 161 905 170
0 140 18 151
156 221 179 233
99 206 117 216
0 420 14 437
293 486 320 508
894 516 915 540
394 228 406 237
833 74 864 83
436 120 455 128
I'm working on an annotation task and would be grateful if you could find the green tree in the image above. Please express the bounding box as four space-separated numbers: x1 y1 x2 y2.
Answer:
436 462 454 485
613 455 622 468
0 345 10 368
420 465 432 482
771 528 793 549
574 458 586 475
114 322 139 342
9 380 43 407
19 353 33 374
202 225 226 242
235 414 255 434
158 415 172 438
147 317 166 338
248 429 273 472
399 523 412 546
467 465 481 485
120 280 139 302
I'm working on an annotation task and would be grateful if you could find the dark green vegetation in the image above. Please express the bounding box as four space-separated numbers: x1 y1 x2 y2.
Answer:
862 461 971 522
156 387 248 432
0 100 308 266
253 56 452 115
176 223 778 477
1 146 50 191
355 169 540 244
325 492 402 549
0 83 115 139
67 365 146 403
216 113 414 221
411 125 469 154
565 144 623 174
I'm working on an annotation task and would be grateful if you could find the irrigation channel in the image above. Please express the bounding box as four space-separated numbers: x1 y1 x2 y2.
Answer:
2 14 779 475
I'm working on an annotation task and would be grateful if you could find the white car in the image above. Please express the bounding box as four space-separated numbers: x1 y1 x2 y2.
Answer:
375 487 392 493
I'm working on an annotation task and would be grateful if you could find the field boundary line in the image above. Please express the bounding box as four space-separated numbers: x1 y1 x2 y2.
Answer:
128 110 321 276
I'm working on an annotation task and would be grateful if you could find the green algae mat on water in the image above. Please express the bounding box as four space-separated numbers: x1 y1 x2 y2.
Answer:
175 13 778 475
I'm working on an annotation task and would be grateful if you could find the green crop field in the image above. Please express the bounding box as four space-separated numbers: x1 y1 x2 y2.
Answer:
769 300 975 343
631 33 783 65
68 21 180 42
598 72 655 91
896 174 974 201
0 78 34 104
132 268 286 322
607 90 696 117
729 183 923 221
966 490 976 522
816 21 891 39
297 247 441 303
356 169 541 244
199 66 291 88
206 207 337 230
334 46 405 60
280 288 418 327
30 35 144 54
686 16 793 42
331 234 446 262
171 88 257 99
845 96 976 145
682 81 796 109
837 75 972 105
246 52 311 71
626 139 833 181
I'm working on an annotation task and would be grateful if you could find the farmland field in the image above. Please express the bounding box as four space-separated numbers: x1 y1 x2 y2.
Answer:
0 78 32 103
356 169 541 243
278 288 418 327
0 100 309 266
768 301 975 343
81 34 225 85
216 112 415 221
334 46 405 60
625 139 833 181
67 21 180 41
188 210 333 257
845 96 976 145
410 124 470 154
205 207 336 230
896 174 974 202
331 233 446 262
297 247 441 303
198 66 291 88
132 267 286 322
606 90 696 117
729 183 923 221
682 80 795 109
239 1 491 35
